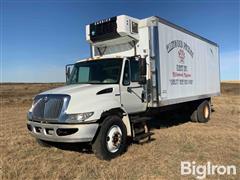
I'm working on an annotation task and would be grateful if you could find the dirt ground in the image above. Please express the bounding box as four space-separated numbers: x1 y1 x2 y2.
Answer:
0 82 239 180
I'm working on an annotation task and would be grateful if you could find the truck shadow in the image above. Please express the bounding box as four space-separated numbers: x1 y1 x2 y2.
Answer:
148 111 191 130
47 142 93 154
148 107 216 129
132 111 192 144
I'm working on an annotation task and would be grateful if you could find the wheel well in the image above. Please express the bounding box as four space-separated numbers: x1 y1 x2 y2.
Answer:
98 108 125 124
92 108 128 144
188 98 211 108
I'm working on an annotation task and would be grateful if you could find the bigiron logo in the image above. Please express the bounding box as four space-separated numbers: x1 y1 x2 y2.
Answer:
181 161 237 179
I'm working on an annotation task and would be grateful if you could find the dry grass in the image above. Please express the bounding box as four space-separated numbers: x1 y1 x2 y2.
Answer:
0 82 239 180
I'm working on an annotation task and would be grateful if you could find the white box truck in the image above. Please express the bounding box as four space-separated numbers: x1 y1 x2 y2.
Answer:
27 15 220 160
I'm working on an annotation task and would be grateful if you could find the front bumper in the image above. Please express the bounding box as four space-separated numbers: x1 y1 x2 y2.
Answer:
27 121 99 143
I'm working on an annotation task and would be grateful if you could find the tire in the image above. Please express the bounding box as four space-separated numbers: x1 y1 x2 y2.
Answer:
190 110 198 122
197 100 211 123
92 115 127 160
36 139 52 147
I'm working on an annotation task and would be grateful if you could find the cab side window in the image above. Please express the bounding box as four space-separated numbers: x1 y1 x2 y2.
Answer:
130 60 140 82
123 60 130 86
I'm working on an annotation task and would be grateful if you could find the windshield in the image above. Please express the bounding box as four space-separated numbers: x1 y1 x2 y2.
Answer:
67 58 123 85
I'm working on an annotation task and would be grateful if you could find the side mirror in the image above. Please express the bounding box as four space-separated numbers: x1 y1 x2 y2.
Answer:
66 67 71 80
65 64 74 83
139 58 147 85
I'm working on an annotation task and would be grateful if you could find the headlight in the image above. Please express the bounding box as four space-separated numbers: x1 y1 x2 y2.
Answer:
27 112 33 121
66 112 94 123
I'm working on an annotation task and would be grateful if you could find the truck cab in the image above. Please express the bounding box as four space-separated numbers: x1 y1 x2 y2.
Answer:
27 15 151 160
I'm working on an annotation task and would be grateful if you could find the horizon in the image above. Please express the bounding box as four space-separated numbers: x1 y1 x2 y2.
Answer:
1 0 239 82
2 80 240 84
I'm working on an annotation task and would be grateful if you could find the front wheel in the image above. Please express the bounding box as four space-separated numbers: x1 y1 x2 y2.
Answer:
92 115 127 160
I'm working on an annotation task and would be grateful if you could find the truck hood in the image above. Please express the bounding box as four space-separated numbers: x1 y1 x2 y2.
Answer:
40 84 117 96
39 84 121 116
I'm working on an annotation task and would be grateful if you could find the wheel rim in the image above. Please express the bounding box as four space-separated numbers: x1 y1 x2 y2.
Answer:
106 125 122 153
204 105 209 119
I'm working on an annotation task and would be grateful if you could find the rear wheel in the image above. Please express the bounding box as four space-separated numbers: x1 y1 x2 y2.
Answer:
190 109 198 122
92 115 127 160
197 100 211 123
190 100 211 123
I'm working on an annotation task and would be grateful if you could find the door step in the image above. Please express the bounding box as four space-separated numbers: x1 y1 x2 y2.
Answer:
133 132 154 142
130 116 154 143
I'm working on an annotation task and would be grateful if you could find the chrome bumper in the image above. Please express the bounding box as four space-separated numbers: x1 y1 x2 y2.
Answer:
27 121 99 143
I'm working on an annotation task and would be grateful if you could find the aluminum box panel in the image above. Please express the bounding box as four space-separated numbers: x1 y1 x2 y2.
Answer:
156 22 220 106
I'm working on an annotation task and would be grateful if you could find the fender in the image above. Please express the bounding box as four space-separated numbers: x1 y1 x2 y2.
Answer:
100 107 132 137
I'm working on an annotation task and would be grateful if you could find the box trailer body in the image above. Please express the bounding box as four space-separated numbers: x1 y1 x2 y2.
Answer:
148 17 220 107
27 15 220 160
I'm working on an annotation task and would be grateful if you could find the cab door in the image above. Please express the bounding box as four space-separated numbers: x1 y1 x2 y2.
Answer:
120 58 147 114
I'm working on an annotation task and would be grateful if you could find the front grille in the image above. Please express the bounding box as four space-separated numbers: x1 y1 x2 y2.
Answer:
32 95 69 121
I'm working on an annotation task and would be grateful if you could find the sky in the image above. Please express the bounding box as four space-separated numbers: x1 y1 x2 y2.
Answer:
1 0 239 82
